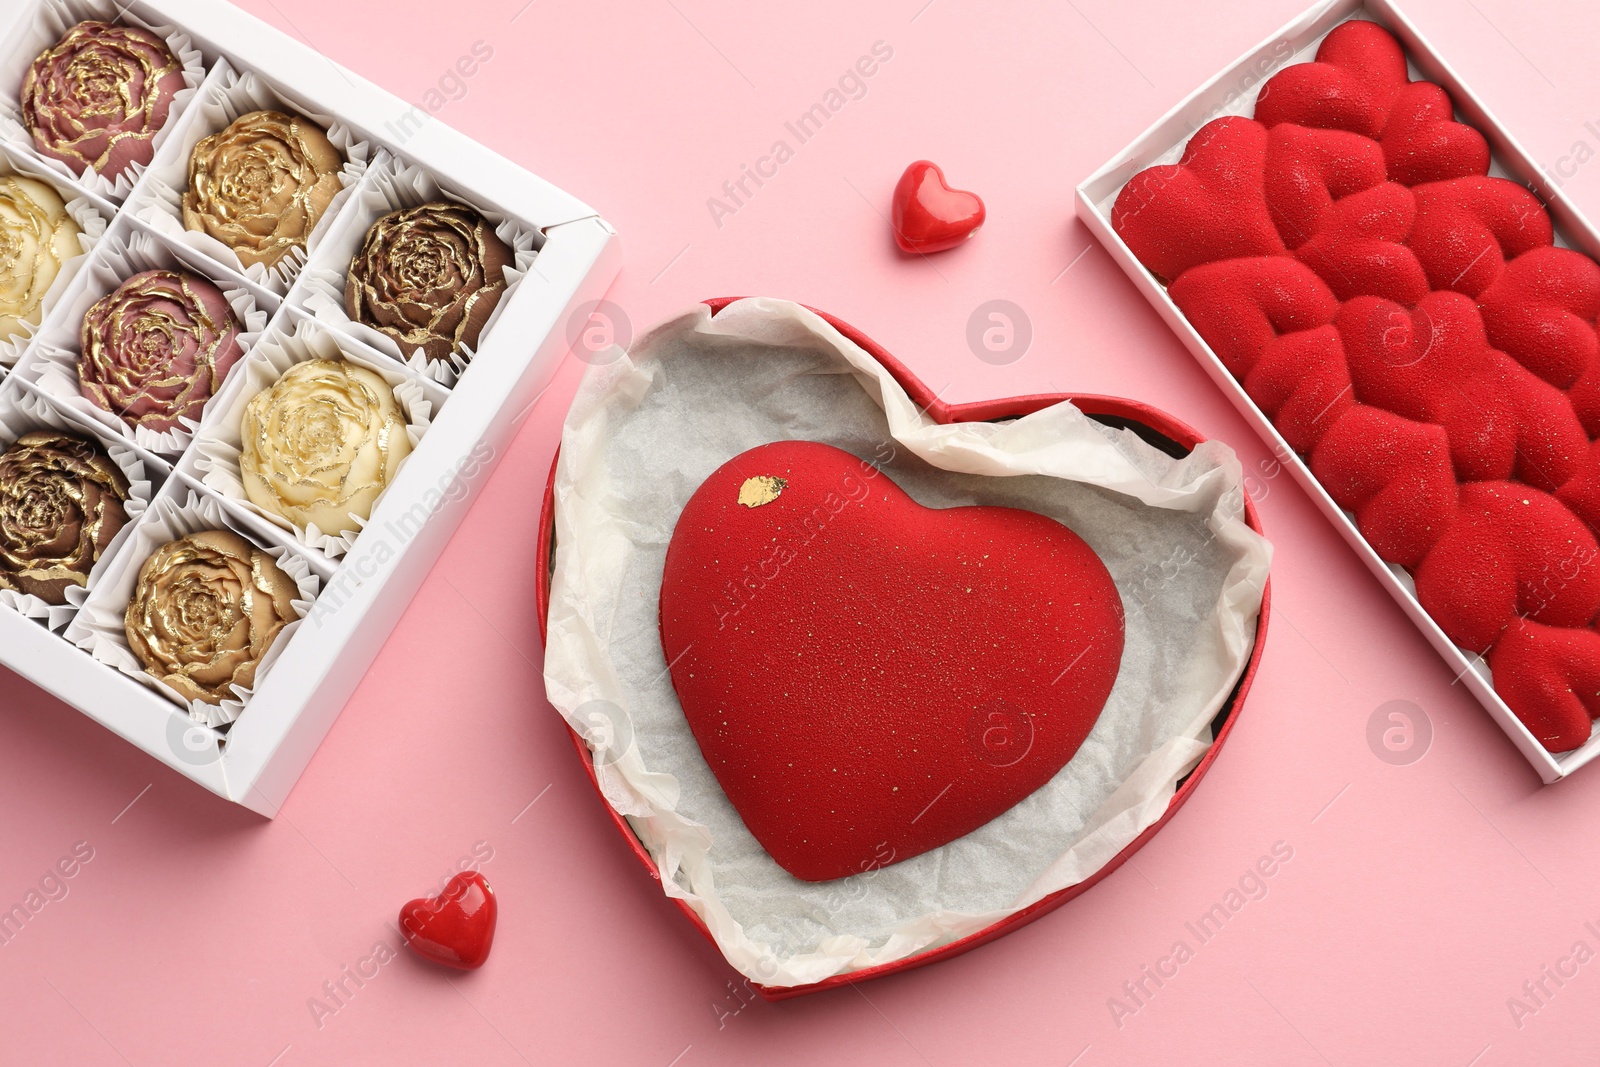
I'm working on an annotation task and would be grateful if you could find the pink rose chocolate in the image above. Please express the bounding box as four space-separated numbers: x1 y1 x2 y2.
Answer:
21 20 185 180
78 269 243 433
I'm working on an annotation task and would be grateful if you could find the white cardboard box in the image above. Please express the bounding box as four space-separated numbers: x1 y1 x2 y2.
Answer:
1077 0 1597 782
0 0 620 813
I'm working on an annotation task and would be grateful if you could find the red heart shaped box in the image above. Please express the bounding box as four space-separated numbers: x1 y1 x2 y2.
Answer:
535 298 1272 999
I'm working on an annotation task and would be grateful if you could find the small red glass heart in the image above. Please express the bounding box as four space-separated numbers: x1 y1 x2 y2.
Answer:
399 871 497 970
891 160 985 253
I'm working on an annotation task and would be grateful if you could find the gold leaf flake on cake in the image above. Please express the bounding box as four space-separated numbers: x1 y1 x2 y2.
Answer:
737 475 786 508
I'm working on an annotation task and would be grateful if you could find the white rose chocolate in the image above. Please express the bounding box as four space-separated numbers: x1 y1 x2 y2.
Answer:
239 359 411 536
0 175 81 342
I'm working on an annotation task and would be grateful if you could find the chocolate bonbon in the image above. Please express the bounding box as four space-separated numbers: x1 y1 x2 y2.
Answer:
79 269 243 432
345 201 511 364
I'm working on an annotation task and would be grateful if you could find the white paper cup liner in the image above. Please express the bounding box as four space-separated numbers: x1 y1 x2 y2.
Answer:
189 316 435 558
21 228 267 455
67 486 320 728
0 0 208 202
0 379 155 631
544 297 1273 987
296 154 541 388
131 63 371 295
0 155 108 367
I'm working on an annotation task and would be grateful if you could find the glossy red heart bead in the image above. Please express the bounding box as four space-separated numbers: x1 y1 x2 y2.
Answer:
890 160 985 253
659 440 1125 882
398 871 497 970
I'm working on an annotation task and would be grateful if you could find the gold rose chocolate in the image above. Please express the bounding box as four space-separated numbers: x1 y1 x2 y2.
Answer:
0 175 82 342
344 201 513 364
0 430 129 605
182 109 342 269
239 359 412 536
125 529 298 706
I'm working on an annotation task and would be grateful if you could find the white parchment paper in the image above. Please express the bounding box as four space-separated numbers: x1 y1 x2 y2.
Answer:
543 298 1271 987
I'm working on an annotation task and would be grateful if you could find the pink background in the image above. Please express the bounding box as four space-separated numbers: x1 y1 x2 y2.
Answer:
6 0 1600 1062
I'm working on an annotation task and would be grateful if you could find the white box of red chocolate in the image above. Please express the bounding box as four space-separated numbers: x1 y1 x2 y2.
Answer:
0 0 620 813
1077 0 1600 781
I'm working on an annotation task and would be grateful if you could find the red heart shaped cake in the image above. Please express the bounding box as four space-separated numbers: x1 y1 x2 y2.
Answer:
658 440 1125 881
1112 17 1600 752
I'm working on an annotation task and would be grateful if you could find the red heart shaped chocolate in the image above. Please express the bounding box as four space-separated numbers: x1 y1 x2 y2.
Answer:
1244 326 1356 455
1255 22 1487 186
1491 619 1600 752
1169 256 1339 377
399 872 497 970
1112 117 1284 282
890 160 985 254
1335 293 1587 492
1478 246 1600 389
1408 177 1551 296
1336 292 1517 482
1309 405 1457 568
1494 358 1589 494
658 440 1125 882
1263 123 1387 248
1414 482 1600 653
1256 20 1409 139
1380 82 1490 185
1292 182 1429 305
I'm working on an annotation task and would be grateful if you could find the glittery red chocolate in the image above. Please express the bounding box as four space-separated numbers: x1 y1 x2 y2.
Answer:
1113 19 1600 752
1111 116 1284 284
1477 246 1600 389
1262 123 1387 248
1255 21 1489 183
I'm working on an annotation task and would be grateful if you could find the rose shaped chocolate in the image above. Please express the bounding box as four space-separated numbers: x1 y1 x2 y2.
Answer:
125 529 298 705
79 269 243 433
344 201 513 364
182 110 343 269
0 430 129 604
21 21 184 179
239 359 412 536
0 175 82 342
